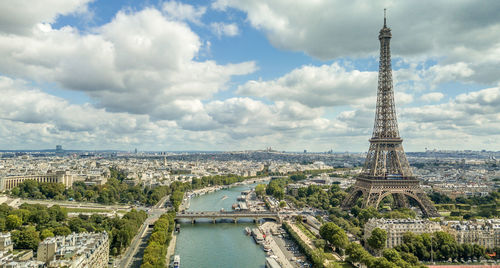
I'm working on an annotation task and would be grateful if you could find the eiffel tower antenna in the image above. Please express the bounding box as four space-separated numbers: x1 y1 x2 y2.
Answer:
384 8 387 27
342 12 439 217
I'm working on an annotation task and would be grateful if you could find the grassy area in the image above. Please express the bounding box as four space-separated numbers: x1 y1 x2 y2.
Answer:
296 223 317 240
63 207 113 213
324 253 337 260
439 211 451 216
117 209 130 213
330 261 354 268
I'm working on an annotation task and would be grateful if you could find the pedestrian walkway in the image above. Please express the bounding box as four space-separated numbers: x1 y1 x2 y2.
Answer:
165 233 177 265
289 223 316 249
260 222 294 268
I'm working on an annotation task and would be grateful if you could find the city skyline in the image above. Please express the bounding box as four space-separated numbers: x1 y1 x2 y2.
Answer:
1 1 500 152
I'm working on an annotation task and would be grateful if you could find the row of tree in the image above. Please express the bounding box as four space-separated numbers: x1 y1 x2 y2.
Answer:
282 222 325 268
318 222 423 267
394 231 488 262
141 212 175 268
346 242 425 268
288 184 348 210
429 189 500 218
10 171 171 206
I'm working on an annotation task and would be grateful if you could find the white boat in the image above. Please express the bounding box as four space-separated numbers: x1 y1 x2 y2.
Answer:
172 255 180 268
245 227 251 235
221 195 228 200
265 257 281 268
252 228 264 244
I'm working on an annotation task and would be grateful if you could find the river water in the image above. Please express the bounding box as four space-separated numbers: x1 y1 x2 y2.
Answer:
174 184 267 268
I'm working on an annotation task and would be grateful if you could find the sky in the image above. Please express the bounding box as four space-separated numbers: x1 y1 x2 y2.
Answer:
1 0 500 152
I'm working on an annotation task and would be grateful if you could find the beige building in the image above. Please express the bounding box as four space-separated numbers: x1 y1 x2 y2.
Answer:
0 171 75 191
444 219 500 249
0 233 13 251
37 232 109 268
364 218 442 248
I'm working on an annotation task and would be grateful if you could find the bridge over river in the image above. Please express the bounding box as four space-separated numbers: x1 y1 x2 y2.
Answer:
175 211 281 224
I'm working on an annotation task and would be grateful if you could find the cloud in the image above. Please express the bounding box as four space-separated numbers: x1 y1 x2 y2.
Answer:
0 0 92 34
213 0 500 85
0 75 340 150
210 22 240 37
0 8 256 121
1 1 500 152
0 76 153 133
162 1 206 24
402 87 500 136
237 62 377 108
420 92 444 102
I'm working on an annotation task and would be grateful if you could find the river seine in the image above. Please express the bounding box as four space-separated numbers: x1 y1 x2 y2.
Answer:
173 184 267 268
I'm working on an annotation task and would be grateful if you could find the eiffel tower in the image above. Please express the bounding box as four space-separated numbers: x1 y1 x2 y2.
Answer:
342 11 439 217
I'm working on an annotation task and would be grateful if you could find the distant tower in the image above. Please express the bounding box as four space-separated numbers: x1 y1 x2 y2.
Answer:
55 145 63 155
342 11 439 217
134 148 138 154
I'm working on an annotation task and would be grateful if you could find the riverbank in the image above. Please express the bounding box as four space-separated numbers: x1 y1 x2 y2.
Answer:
260 222 294 268
190 176 271 196
165 232 177 265
180 176 271 211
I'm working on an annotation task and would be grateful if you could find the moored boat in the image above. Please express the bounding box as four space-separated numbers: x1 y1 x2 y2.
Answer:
251 228 264 244
172 255 180 268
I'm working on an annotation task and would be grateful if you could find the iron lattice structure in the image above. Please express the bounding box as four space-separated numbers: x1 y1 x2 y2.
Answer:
342 14 439 217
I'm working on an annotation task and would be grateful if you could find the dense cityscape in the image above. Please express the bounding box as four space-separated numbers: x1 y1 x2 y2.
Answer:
0 148 498 267
1 1 500 268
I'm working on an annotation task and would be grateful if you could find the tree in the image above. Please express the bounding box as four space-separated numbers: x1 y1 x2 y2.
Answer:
319 222 348 250
48 205 67 222
266 180 285 200
346 242 369 263
12 229 40 251
53 226 72 236
279 201 287 208
6 214 22 230
358 207 380 224
255 184 266 197
314 239 326 250
290 174 306 181
368 228 387 254
40 229 55 240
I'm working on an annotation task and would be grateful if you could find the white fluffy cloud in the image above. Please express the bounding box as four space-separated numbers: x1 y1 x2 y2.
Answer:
214 0 500 85
237 63 377 108
420 92 444 103
402 87 500 137
0 7 256 121
1 0 500 151
0 0 92 34
0 75 340 150
162 1 206 24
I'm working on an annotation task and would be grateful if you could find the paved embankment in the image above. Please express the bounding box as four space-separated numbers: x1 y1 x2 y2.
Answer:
165 233 177 265
260 222 294 268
